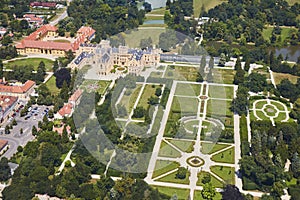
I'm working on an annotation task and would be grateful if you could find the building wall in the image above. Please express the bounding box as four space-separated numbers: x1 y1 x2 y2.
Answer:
17 47 66 56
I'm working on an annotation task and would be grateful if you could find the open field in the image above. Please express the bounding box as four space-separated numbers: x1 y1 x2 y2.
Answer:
167 139 195 153
45 75 60 95
262 27 297 43
211 147 235 164
171 96 199 115
194 0 227 17
272 72 299 85
212 69 235 84
4 58 54 71
207 99 232 117
137 84 161 109
211 166 235 185
197 171 224 188
121 28 165 48
158 141 181 158
208 85 234 99
152 186 190 200
152 160 180 178
156 170 190 185
175 83 201 96
119 85 142 115
201 142 230 154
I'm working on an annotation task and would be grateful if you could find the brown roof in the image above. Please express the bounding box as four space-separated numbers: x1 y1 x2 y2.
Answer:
17 40 73 51
26 24 57 41
58 103 73 117
0 96 18 113
0 80 35 94
0 140 8 150
69 89 82 103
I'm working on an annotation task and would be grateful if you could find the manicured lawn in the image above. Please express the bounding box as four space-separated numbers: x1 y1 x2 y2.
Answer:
254 100 267 109
184 119 200 132
80 80 111 95
156 170 190 185
167 139 195 153
264 105 277 117
4 58 54 71
262 27 273 41
152 186 190 200
194 190 222 200
137 84 162 109
150 71 163 78
206 99 232 117
197 171 224 188
158 141 182 158
45 75 60 95
119 85 142 114
150 106 164 135
272 72 299 85
211 147 235 164
201 142 230 154
171 96 199 115
164 66 199 81
148 7 166 15
194 0 226 16
145 15 164 20
262 27 297 43
175 83 201 96
286 178 298 186
212 69 235 84
270 101 286 111
121 28 165 48
255 110 270 121
274 112 289 122
208 85 234 99
152 160 180 178
97 80 111 95
210 166 235 185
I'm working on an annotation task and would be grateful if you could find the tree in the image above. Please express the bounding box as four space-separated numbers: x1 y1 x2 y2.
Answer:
246 73 267 93
12 119 17 126
36 61 46 83
234 57 241 70
62 126 69 143
148 96 159 105
139 37 152 49
231 86 249 115
54 68 71 88
155 87 162 97
32 126 38 136
20 128 23 135
219 53 226 66
53 59 59 72
222 185 244 200
234 67 245 85
0 60 3 78
0 157 11 182
196 72 204 82
291 152 300 177
176 167 187 179
60 81 70 102
132 106 145 118
277 79 299 102
202 173 211 184
5 126 10 134
201 183 216 200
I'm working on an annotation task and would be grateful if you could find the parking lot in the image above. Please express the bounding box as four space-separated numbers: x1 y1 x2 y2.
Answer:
0 103 52 159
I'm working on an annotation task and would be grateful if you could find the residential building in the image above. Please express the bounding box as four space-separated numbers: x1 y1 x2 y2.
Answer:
55 89 82 119
30 2 57 9
16 25 96 57
0 95 18 122
0 80 36 100
23 14 44 28
0 140 8 156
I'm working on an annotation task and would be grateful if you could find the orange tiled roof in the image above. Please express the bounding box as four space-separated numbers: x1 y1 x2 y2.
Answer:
17 40 73 51
58 103 73 117
0 139 8 150
26 24 57 41
0 95 18 113
69 89 82 103
0 80 35 94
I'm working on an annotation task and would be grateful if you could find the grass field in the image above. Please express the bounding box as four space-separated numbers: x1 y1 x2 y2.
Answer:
254 100 268 109
45 75 60 95
272 72 299 85
119 85 142 115
145 15 164 20
152 186 190 200
148 7 166 15
207 99 232 117
175 83 201 96
121 28 166 48
152 160 180 178
262 27 297 43
4 58 54 71
194 190 222 200
184 119 200 132
171 96 199 115
197 171 224 188
208 85 234 99
150 71 163 78
210 166 235 185
156 170 190 185
158 141 182 158
212 69 235 84
194 0 226 17
167 139 195 153
137 84 161 109
201 142 230 154
211 147 235 164
164 66 199 81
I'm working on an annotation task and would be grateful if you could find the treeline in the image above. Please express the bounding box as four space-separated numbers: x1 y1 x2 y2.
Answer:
0 46 18 60
66 0 145 42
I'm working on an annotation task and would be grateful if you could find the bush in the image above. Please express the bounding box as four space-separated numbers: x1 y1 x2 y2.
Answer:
176 167 187 179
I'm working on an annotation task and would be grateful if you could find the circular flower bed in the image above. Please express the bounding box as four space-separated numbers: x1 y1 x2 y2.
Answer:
187 156 205 167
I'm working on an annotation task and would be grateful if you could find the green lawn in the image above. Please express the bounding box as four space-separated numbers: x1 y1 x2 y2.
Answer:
4 58 54 71
119 85 142 115
45 75 60 95
148 7 166 15
211 147 235 164
270 101 286 111
262 27 297 43
175 83 201 96
80 80 111 94
208 85 234 99
158 141 182 158
264 105 277 117
137 84 162 109
254 100 267 110
166 139 195 153
274 112 289 122
152 186 190 200
171 96 199 115
145 15 164 20
97 81 111 95
201 142 230 154
194 0 226 17
164 66 199 81
121 28 166 48
197 171 224 188
210 166 235 185
206 99 232 117
194 190 222 200
156 170 190 185
184 119 200 133
152 160 180 178
150 71 163 78
212 69 235 84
